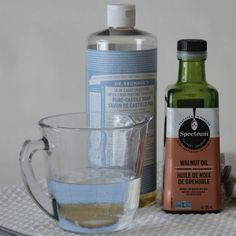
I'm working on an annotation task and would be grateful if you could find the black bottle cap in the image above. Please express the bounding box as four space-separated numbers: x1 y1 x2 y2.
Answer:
177 39 207 52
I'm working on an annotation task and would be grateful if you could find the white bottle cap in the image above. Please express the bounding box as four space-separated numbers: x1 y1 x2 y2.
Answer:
107 4 135 28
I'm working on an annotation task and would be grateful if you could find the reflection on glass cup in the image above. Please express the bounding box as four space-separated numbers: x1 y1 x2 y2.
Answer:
19 113 152 234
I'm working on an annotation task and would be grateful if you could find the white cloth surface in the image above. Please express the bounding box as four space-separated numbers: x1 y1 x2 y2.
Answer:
1 184 236 236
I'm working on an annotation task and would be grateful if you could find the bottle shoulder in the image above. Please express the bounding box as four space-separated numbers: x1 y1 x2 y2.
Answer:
167 82 218 93
166 82 219 108
89 28 156 39
89 28 156 37
87 28 157 50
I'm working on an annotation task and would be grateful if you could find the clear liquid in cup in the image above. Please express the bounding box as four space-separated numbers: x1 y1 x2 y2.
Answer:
48 168 141 234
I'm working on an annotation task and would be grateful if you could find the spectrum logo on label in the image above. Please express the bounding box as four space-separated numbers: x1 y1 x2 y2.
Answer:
178 111 210 150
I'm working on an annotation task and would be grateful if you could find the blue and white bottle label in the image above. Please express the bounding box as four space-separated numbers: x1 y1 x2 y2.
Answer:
86 49 157 194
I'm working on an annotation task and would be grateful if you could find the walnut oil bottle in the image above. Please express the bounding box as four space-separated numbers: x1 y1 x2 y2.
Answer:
163 39 221 212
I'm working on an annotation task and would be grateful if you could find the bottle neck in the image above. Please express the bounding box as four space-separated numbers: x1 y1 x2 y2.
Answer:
108 26 135 35
177 59 206 84
109 26 134 30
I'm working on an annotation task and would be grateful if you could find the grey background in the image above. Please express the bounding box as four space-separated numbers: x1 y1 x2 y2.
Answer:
0 0 235 187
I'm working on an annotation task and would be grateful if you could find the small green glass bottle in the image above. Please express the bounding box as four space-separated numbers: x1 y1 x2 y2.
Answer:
163 39 221 212
166 39 218 108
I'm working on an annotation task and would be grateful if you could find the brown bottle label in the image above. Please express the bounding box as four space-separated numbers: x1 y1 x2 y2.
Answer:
163 108 221 212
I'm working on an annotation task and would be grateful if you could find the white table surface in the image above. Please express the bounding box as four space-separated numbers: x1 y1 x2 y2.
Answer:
1 184 236 236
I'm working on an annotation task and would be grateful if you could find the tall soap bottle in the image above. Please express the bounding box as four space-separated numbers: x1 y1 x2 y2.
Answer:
86 4 157 207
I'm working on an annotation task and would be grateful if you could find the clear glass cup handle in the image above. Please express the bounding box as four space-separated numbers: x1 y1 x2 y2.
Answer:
19 138 58 220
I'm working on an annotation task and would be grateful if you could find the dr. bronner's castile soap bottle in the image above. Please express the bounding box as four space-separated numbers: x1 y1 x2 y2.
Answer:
163 39 221 212
86 4 157 207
